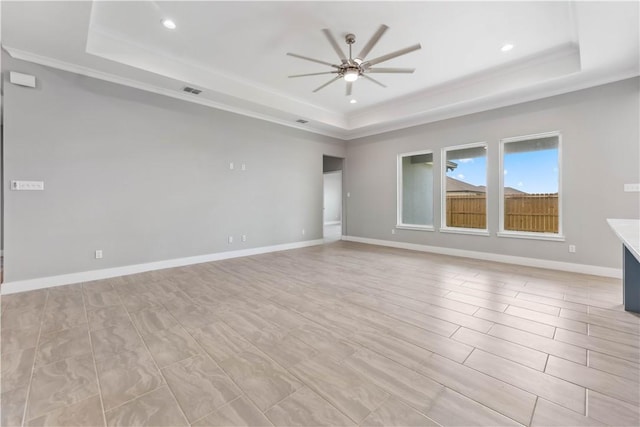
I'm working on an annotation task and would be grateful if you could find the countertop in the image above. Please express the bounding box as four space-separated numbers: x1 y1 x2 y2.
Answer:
607 219 640 263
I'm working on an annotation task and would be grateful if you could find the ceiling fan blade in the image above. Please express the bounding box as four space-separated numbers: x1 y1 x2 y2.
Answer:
356 24 388 61
364 44 422 67
288 71 339 78
287 53 340 69
362 74 387 88
322 29 348 64
312 76 342 93
367 67 415 74
346 82 353 97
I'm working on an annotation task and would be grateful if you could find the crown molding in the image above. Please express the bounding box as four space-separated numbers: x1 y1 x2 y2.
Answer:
3 46 347 141
5 46 639 142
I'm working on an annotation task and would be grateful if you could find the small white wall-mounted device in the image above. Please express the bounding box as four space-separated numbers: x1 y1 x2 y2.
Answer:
9 71 36 88
11 180 44 190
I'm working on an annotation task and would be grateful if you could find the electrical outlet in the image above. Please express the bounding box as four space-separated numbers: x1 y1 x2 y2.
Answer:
228 236 233 244
568 245 576 253
241 235 247 242
95 250 103 259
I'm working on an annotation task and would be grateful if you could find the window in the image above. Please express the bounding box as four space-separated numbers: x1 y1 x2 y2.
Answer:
397 151 434 230
441 143 488 233
499 132 562 240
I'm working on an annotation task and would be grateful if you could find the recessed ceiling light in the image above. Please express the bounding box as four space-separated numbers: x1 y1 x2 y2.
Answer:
162 19 176 30
501 43 514 52
350 99 357 104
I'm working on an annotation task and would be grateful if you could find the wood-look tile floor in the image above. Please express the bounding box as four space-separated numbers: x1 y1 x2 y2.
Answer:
2 241 639 426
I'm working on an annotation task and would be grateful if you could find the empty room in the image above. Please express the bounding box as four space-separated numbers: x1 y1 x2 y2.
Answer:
1 1 639 426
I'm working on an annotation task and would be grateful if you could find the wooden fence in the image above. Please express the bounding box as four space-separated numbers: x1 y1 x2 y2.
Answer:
446 193 559 233
446 194 486 229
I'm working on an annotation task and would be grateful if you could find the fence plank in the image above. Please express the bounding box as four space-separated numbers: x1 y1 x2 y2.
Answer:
446 193 558 233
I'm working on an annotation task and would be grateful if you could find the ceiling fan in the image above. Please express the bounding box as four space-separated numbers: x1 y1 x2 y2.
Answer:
287 25 421 96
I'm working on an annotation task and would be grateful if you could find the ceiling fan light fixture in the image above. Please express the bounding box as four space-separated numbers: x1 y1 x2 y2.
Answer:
344 69 359 82
161 18 177 30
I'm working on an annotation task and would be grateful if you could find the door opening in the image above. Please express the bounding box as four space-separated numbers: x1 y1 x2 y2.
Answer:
323 155 344 242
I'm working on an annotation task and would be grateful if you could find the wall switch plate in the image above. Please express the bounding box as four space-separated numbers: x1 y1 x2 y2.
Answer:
301 229 306 236
624 183 640 192
229 162 234 170
392 229 396 234
241 235 247 242
228 236 233 244
347 192 351 198
241 163 246 171
11 180 44 191
95 250 103 259
568 245 576 253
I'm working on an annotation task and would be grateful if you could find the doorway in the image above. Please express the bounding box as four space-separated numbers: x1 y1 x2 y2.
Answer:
323 155 344 242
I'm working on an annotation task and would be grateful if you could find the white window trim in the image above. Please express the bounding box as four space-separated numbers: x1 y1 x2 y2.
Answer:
440 227 490 237
395 224 435 232
498 131 563 241
440 141 489 233
497 231 565 241
397 149 435 229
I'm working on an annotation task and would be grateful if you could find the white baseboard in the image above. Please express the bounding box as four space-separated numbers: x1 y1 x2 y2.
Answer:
343 235 622 279
323 221 341 226
1 239 324 295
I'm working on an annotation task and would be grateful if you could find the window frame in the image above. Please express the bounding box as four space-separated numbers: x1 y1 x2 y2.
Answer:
498 131 565 241
396 149 435 231
440 141 490 236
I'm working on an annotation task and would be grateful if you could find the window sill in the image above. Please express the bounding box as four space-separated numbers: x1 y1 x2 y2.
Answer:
396 224 435 232
439 227 490 237
497 231 566 242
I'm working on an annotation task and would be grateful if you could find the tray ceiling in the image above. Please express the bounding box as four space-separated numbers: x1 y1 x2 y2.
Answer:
2 1 638 140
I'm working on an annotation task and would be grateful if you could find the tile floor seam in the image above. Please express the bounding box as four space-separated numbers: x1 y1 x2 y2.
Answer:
542 361 635 407
186 395 245 427
463 348 588 415
331 298 461 339
528 396 539 426
474 308 556 338
347 337 528 426
20 289 49 427
81 287 108 427
166 306 277 423
101 384 167 415
585 389 590 418
280 367 363 426
117 292 191 426
357 393 392 426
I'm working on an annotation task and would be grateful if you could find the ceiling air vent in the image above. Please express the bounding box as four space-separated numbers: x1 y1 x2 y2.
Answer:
183 86 202 95
296 119 309 124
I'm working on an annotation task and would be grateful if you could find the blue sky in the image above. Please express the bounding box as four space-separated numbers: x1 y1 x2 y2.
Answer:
446 148 559 194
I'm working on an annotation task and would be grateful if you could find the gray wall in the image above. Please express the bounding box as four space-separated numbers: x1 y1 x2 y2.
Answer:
2 55 345 282
346 77 640 269
323 171 342 224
